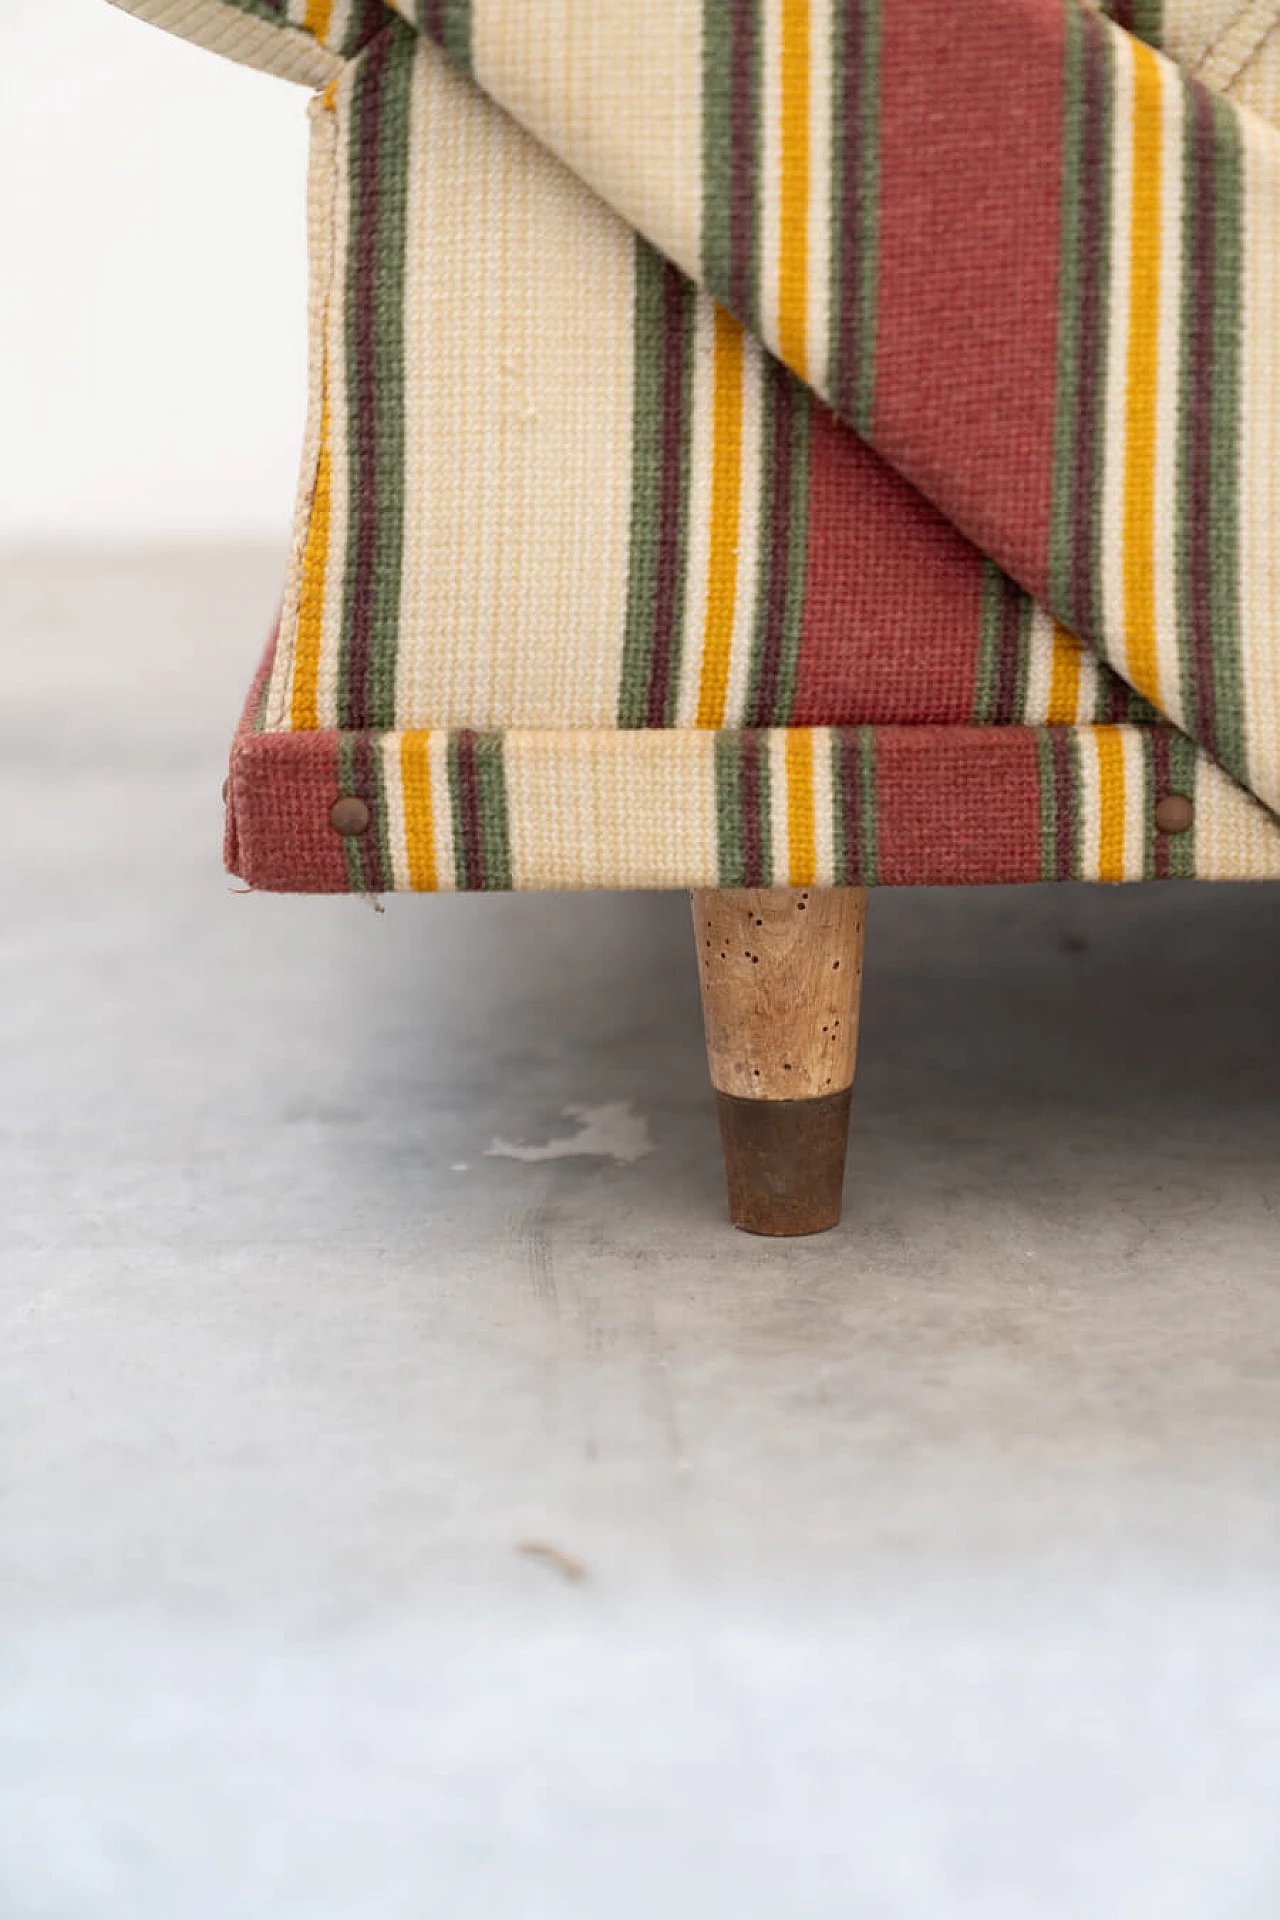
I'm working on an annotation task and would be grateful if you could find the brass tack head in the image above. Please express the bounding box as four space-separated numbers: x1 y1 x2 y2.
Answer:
1154 792 1194 835
330 794 371 837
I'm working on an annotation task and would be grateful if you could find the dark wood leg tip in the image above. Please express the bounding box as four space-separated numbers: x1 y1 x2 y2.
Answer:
715 1088 852 1237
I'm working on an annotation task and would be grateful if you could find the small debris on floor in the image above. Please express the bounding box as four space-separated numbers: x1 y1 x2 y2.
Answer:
516 1540 587 1583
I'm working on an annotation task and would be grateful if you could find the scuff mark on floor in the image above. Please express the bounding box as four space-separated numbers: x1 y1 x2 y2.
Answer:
487 1101 653 1166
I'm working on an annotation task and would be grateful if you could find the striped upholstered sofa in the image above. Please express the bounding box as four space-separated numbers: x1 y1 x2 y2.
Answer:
112 0 1280 1231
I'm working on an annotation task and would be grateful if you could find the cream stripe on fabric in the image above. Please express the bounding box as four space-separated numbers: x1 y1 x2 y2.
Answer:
811 727 837 887
1021 606 1059 722
503 731 721 890
1238 102 1280 796
721 335 769 728
806 0 836 393
108 0 340 85
395 44 636 731
674 300 720 727
427 730 457 889
313 66 354 730
1194 744 1280 874
380 730 410 889
470 0 704 280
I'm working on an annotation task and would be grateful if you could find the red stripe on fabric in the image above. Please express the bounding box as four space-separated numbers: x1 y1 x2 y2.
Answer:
874 727 1044 883
793 404 987 725
227 738 351 892
873 0 1065 594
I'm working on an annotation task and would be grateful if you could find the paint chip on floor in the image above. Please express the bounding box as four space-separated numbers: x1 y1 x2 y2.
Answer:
486 1101 653 1166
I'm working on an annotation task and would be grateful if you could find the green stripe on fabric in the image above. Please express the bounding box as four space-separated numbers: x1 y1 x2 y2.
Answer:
338 24 414 732
366 30 412 728
972 561 1005 723
702 0 734 300
337 734 368 893
659 281 699 727
771 393 812 724
830 731 848 884
418 0 473 72
369 737 394 893
714 732 744 886
744 369 778 720
617 243 670 729
475 733 512 890
1048 2 1085 622
1035 732 1057 881
1207 92 1245 776
713 733 773 887
828 0 881 431
858 726 879 885
1167 731 1199 879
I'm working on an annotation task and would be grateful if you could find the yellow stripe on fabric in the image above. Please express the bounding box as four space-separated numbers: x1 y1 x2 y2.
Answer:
778 0 811 381
304 0 333 40
1046 622 1084 724
290 384 332 731
695 308 747 728
1121 40 1164 707
399 730 439 892
786 728 817 886
1095 725 1127 882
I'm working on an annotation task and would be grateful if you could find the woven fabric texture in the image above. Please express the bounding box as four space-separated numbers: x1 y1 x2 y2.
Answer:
110 0 1280 890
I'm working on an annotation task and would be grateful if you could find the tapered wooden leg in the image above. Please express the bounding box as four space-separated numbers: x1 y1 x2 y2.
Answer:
691 887 868 1236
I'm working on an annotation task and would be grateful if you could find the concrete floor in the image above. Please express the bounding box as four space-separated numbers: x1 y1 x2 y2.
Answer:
4 548 1280 1917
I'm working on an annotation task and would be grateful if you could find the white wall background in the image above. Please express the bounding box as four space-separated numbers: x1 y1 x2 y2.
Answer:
1 0 311 540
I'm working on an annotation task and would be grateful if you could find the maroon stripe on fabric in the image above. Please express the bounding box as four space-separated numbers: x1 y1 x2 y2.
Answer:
740 733 765 887
1186 84 1219 748
1051 728 1075 880
1104 674 1130 723
839 730 864 884
345 30 391 734
1150 726 1173 879
728 0 757 318
456 729 486 890
646 264 690 728
354 733 387 894
419 0 444 40
873 0 1065 593
794 406 987 724
1109 0 1136 30
750 364 797 726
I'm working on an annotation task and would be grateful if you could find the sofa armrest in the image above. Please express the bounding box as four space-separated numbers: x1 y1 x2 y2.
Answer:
107 0 389 87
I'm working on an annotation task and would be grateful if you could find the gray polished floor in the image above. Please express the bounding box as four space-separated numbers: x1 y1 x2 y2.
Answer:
4 549 1280 1917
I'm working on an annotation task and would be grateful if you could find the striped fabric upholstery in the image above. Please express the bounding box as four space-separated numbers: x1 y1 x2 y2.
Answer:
110 0 1280 889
